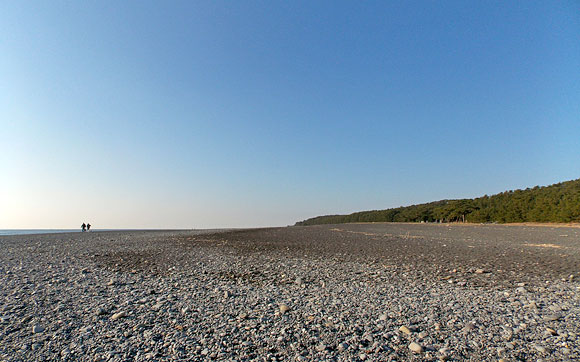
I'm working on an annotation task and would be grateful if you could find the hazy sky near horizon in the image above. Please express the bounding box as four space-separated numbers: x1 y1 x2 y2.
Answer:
1 1 579 229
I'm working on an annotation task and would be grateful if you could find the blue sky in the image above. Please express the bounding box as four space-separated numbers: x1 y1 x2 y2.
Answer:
1 1 579 228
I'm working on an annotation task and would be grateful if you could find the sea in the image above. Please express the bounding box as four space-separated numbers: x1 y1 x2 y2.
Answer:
0 229 113 236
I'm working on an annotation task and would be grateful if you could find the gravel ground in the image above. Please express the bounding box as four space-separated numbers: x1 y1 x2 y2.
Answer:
0 223 578 361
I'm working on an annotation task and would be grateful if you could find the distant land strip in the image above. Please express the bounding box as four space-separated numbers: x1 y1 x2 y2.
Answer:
295 179 580 226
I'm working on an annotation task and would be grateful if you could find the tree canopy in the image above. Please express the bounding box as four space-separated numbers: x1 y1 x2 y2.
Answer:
295 179 580 226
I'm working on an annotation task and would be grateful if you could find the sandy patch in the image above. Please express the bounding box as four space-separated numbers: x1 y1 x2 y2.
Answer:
330 228 424 239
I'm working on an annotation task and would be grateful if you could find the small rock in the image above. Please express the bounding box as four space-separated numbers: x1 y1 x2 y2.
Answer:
533 345 547 353
399 326 412 335
439 347 449 355
418 331 428 339
96 307 107 316
315 344 326 352
32 325 44 334
152 303 163 310
111 311 127 320
224 291 231 298
338 342 349 352
463 322 476 332
546 327 558 336
379 314 388 321
107 279 116 286
475 269 485 274
516 287 526 293
359 353 367 360
543 314 561 321
279 304 290 314
409 342 423 353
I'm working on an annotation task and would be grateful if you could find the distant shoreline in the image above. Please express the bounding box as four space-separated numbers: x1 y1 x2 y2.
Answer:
0 228 236 237
0 229 183 236
3 221 580 237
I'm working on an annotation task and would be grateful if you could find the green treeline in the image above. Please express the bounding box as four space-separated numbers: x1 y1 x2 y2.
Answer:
295 179 580 226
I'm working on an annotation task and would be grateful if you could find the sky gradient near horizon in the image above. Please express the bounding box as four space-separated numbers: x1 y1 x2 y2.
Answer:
1 1 579 229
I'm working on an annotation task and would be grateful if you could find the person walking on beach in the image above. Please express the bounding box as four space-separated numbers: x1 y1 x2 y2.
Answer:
81 223 86 232
87 223 91 232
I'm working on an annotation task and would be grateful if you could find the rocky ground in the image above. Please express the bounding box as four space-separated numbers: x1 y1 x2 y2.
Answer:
0 223 579 361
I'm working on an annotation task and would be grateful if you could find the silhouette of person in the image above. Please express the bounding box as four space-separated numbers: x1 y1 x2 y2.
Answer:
81 223 86 232
87 223 91 232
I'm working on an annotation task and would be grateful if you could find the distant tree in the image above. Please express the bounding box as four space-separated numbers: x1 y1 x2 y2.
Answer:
295 179 580 226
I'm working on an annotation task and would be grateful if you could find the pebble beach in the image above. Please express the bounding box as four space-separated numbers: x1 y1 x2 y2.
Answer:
1 224 579 361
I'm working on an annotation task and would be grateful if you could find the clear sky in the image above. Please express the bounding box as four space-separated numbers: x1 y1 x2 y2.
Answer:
1 1 579 229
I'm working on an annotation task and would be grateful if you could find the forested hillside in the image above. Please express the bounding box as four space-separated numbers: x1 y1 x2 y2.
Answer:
296 179 580 226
